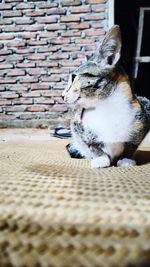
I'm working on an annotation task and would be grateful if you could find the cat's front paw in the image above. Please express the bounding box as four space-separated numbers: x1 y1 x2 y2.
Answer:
91 155 110 168
66 143 84 159
117 158 136 167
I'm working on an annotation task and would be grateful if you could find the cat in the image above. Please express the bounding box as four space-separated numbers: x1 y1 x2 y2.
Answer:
62 25 150 168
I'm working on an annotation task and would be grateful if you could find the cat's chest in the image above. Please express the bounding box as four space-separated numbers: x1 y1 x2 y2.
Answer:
82 93 135 142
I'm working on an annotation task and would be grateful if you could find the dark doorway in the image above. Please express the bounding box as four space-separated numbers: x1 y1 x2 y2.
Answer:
115 0 150 99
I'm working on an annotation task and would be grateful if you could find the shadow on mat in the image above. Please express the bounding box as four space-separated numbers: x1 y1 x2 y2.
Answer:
134 150 150 165
27 164 84 178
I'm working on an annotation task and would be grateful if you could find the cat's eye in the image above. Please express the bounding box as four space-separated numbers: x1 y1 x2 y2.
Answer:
107 55 114 65
84 73 95 77
72 74 76 82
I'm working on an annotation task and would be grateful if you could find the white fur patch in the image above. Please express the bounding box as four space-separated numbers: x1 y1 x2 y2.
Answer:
91 155 110 168
83 88 135 144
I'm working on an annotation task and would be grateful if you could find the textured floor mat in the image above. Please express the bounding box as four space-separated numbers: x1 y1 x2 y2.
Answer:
0 138 150 267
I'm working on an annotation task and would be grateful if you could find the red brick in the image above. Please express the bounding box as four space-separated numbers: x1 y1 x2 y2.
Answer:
93 7 105 12
0 79 16 84
0 70 6 77
7 70 25 76
47 9 66 15
16 3 35 9
27 55 46 60
41 76 61 82
0 115 16 120
20 78 38 83
0 58 4 63
27 106 45 112
54 85 65 90
42 92 61 97
24 26 44 32
0 93 19 99
37 62 58 67
3 27 22 32
0 50 13 55
18 33 37 39
50 39 70 45
48 54 69 60
60 16 80 22
37 2 58 8
56 99 65 104
16 48 34 54
0 86 5 91
35 99 55 105
92 23 104 28
39 32 58 38
75 38 96 44
31 84 50 90
0 64 13 69
5 0 22 2
0 35 14 40
50 107 68 112
0 100 12 106
84 15 105 20
16 19 34 25
62 0 81 6
0 4 12 10
50 68 70 74
26 11 45 17
62 46 81 52
38 114 58 119
6 55 24 62
19 114 37 120
61 31 81 37
36 17 58 24
21 92 40 98
29 40 48 46
9 86 28 91
3 11 22 17
85 44 97 51
14 99 32 105
47 25 66 31
6 107 25 112
16 63 35 68
0 19 13 25
27 69 47 76
38 47 59 53
68 23 90 29
7 41 25 47
86 0 105 3
60 61 81 67
75 53 88 58
85 30 105 36
71 7 91 13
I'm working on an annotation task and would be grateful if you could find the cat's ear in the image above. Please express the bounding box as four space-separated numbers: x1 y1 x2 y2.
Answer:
98 25 121 67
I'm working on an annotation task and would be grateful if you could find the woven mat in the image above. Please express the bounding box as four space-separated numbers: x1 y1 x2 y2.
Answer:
0 138 150 267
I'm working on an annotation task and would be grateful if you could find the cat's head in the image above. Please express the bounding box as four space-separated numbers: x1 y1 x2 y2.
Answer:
62 25 121 107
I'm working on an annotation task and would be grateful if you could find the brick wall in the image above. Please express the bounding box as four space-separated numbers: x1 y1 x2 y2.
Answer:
0 0 108 128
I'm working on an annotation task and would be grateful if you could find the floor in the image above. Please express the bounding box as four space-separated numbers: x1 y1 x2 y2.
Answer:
0 128 150 267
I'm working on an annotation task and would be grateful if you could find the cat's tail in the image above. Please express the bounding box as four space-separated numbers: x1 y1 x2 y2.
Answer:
137 96 150 125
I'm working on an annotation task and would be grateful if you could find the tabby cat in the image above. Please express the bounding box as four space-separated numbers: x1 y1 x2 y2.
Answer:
62 25 150 168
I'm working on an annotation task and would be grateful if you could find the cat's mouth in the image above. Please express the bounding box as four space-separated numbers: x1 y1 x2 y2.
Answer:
67 95 81 105
74 96 81 104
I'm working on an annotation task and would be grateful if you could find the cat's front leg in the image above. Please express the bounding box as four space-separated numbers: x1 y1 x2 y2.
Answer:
89 143 111 168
